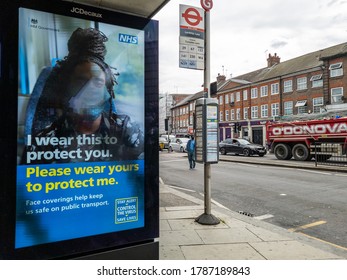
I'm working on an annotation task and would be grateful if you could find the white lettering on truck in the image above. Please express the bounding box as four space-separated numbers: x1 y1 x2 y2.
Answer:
271 123 347 136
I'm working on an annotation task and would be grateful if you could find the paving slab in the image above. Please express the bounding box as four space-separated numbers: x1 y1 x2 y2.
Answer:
245 224 292 242
159 230 203 246
160 209 202 220
196 228 262 244
160 219 172 231
167 219 229 231
180 244 266 260
249 240 344 260
159 245 185 260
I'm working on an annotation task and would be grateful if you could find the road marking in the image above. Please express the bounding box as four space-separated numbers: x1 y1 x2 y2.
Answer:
288 220 327 232
254 214 274 220
211 198 230 210
297 169 332 175
237 163 258 168
197 193 230 210
160 159 186 163
168 185 196 193
297 232 347 251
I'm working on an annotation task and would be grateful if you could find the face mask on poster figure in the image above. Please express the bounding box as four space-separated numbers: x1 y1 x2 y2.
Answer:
22 28 144 165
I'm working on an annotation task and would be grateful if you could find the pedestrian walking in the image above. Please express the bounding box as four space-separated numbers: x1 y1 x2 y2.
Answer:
186 136 196 170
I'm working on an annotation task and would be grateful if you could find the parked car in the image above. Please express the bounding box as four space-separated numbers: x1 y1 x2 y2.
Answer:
160 134 176 142
159 137 169 151
169 138 189 153
219 138 267 157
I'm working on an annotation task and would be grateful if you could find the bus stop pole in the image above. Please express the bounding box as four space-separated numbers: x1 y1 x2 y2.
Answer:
196 8 219 225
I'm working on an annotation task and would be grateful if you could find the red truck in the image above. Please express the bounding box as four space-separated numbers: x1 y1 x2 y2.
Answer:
266 117 347 161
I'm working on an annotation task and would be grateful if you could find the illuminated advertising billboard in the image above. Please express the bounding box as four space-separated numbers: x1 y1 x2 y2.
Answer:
0 0 159 259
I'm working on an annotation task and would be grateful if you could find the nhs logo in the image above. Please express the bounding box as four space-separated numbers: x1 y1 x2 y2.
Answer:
118 33 138 44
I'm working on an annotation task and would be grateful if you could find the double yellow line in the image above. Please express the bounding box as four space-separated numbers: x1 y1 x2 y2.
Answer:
288 220 327 232
288 220 347 251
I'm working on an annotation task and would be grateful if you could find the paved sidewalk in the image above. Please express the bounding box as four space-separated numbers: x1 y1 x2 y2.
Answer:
159 182 347 260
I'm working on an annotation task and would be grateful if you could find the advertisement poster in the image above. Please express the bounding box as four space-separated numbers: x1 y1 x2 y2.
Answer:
16 8 145 248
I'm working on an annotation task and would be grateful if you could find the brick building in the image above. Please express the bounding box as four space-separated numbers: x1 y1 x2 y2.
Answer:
171 42 347 145
159 93 192 135
170 74 228 136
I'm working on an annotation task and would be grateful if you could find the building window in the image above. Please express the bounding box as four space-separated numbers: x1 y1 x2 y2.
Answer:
251 106 258 119
230 93 235 103
313 97 324 113
298 106 307 114
271 103 279 117
236 92 241 102
284 101 293 115
310 74 323 88
225 94 229 104
260 85 268 97
298 106 307 115
243 107 248 119
231 109 235 120
329 62 343 77
331 87 343 104
219 95 223 105
243 89 248 100
251 88 258 98
225 110 229 121
261 104 268 118
236 108 241 120
297 77 307 90
271 83 279 95
283 80 292 93
295 100 307 114
220 111 223 121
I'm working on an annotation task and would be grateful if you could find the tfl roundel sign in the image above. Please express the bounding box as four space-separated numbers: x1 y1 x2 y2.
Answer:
201 0 213 11
180 4 204 31
182 7 203 27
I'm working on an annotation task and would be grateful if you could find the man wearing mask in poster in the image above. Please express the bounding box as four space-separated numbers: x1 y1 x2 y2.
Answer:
21 27 144 164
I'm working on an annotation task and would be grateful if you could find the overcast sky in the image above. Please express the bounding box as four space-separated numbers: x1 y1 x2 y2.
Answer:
153 0 347 94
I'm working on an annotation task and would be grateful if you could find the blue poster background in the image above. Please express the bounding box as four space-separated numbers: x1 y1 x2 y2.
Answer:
16 160 144 248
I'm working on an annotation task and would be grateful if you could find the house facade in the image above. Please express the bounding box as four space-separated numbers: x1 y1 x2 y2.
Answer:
170 74 227 136
159 93 192 135
171 42 347 145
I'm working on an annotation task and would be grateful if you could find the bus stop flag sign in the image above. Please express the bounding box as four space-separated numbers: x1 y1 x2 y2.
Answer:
201 0 213 11
179 5 204 70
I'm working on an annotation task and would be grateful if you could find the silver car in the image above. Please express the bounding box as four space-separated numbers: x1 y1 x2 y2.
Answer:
169 138 189 153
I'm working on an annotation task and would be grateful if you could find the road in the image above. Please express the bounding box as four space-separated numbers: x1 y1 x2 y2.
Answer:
159 151 347 250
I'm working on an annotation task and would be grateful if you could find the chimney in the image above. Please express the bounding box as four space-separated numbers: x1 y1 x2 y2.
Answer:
216 73 226 83
267 53 280 67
